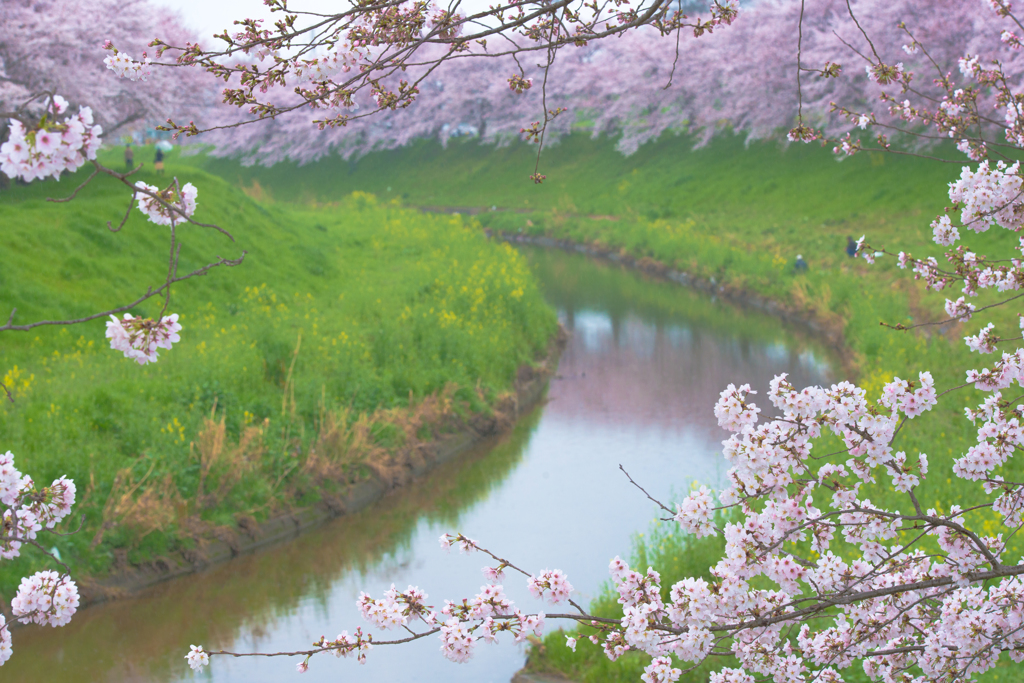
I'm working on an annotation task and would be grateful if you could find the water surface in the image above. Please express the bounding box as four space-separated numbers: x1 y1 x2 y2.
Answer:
6 246 835 682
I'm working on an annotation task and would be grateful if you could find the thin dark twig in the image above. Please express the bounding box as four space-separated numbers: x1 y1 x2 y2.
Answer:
46 167 99 203
831 29 870 63
160 222 180 318
844 0 882 63
796 0 805 123
884 291 1024 331
619 464 675 515
532 44 558 180
663 22 684 90
108 190 135 233
0 253 246 333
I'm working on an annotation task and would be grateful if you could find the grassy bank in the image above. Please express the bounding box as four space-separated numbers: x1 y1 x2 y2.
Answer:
202 133 1024 680
0 148 557 592
205 133 1020 512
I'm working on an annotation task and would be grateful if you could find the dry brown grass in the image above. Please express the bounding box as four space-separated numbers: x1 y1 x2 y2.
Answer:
91 463 182 550
306 384 473 488
195 416 266 509
240 179 273 203
92 360 543 567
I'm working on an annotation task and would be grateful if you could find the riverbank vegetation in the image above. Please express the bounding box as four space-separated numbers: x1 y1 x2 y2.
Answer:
203 132 1023 681
206 133 1010 503
0 147 557 593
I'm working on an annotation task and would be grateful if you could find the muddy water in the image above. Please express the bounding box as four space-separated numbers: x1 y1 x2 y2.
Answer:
7 247 835 682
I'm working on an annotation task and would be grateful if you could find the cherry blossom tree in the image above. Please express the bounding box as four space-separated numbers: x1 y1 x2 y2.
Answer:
11 0 1024 680
0 0 214 136
127 0 739 181
177 2 1024 681
204 0 1024 164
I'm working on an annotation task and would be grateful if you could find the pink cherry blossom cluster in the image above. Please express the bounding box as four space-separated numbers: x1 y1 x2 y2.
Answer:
931 215 960 246
0 95 102 182
295 628 375 670
465 584 514 619
709 669 755 683
108 311 179 358
713 383 760 432
944 296 976 322
439 618 476 663
526 569 573 604
966 323 1000 354
226 533 565 673
481 564 506 581
0 616 10 666
1 451 77 561
439 532 478 553
673 485 715 537
0 453 78 667
949 161 1024 233
954 388 1024 490
642 656 682 683
356 584 433 629
878 371 936 418
105 313 182 365
185 644 209 670
102 47 152 81
10 570 80 628
327 630 372 662
346 572 550 666
440 583 518 623
133 181 198 226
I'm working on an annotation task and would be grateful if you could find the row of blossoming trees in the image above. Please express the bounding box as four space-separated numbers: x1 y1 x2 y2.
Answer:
204 0 1024 165
4 0 1024 680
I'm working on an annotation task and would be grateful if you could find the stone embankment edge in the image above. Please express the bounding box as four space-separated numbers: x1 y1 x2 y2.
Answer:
495 231 851 373
76 329 568 607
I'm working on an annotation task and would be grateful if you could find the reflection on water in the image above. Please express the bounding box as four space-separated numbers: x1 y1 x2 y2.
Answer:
5 247 836 682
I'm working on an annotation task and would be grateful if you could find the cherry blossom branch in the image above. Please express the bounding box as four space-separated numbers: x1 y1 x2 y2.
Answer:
0 253 246 333
842 0 882 65
46 166 100 203
618 464 677 516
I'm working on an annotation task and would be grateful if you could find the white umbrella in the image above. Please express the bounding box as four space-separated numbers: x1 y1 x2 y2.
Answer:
155 140 173 152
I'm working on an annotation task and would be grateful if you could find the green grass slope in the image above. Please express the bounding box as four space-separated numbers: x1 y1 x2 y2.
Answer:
198 132 953 256
0 147 557 590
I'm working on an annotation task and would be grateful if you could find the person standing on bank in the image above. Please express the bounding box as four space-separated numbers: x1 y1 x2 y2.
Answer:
846 236 858 258
795 254 808 273
124 144 134 172
154 147 164 176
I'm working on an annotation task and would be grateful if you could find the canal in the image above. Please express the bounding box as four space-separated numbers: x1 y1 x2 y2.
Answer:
7 245 835 682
